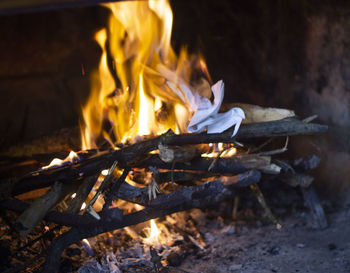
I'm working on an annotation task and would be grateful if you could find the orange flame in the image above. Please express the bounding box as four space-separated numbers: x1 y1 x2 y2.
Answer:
81 0 210 149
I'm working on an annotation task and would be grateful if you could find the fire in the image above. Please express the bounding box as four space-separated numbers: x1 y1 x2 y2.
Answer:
142 218 183 249
78 0 214 249
41 150 80 170
201 143 237 158
80 0 210 149
144 219 161 245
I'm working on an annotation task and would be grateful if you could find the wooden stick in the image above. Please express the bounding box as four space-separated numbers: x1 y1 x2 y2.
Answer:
15 181 77 236
66 175 97 214
102 167 130 211
135 154 275 174
250 183 281 229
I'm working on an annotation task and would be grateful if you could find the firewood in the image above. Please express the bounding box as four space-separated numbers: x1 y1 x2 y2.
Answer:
158 143 207 163
135 154 277 175
42 170 261 273
250 183 281 229
103 167 130 211
130 170 211 185
223 103 295 124
66 175 98 214
0 0 125 15
6 118 326 197
15 181 77 236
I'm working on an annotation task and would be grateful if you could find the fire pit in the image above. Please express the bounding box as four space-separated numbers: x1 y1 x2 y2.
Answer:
2 0 349 272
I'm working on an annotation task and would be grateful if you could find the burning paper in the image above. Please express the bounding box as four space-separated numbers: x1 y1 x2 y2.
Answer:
187 80 245 136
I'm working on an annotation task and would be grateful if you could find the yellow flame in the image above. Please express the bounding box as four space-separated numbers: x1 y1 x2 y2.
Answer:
42 151 80 170
137 74 153 136
82 238 91 248
222 147 237 157
201 144 237 158
81 202 87 210
101 169 109 176
144 219 161 245
80 0 211 149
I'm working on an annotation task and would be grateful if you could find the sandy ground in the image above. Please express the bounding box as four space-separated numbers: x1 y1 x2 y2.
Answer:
179 209 350 273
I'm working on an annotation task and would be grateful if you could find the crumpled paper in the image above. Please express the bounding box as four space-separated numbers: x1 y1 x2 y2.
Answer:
187 80 245 136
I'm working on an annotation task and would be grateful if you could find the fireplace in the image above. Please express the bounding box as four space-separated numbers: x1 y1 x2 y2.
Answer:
0 1 349 273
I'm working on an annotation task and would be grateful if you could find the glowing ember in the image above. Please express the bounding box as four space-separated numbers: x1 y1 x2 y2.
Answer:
41 151 80 170
80 0 210 149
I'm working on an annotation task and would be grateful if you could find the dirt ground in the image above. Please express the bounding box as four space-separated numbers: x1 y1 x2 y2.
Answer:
179 209 350 273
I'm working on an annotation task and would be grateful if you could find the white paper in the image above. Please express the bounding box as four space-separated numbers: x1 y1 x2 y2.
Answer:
187 80 245 137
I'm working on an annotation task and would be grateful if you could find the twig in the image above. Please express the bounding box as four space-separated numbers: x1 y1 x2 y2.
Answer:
302 115 318 123
15 181 77 236
250 137 275 153
250 184 281 229
83 161 118 217
258 136 289 156
103 167 130 211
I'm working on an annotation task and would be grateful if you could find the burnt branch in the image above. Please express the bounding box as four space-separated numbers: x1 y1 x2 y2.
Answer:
0 170 260 227
135 154 274 174
66 175 98 214
15 181 77 236
103 167 130 211
42 170 261 272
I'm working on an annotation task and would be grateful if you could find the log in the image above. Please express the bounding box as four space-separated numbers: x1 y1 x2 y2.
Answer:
15 181 77 236
223 103 295 124
134 154 275 174
158 143 207 163
0 0 125 15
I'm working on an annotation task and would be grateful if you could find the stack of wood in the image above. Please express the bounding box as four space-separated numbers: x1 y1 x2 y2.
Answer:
0 104 327 273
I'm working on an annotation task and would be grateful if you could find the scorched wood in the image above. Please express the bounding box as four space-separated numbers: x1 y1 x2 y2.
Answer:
6 118 327 197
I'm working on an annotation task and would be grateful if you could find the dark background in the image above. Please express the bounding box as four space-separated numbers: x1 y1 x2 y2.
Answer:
0 0 350 202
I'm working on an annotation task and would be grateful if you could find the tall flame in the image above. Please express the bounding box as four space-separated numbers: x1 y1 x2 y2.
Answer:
81 0 210 149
